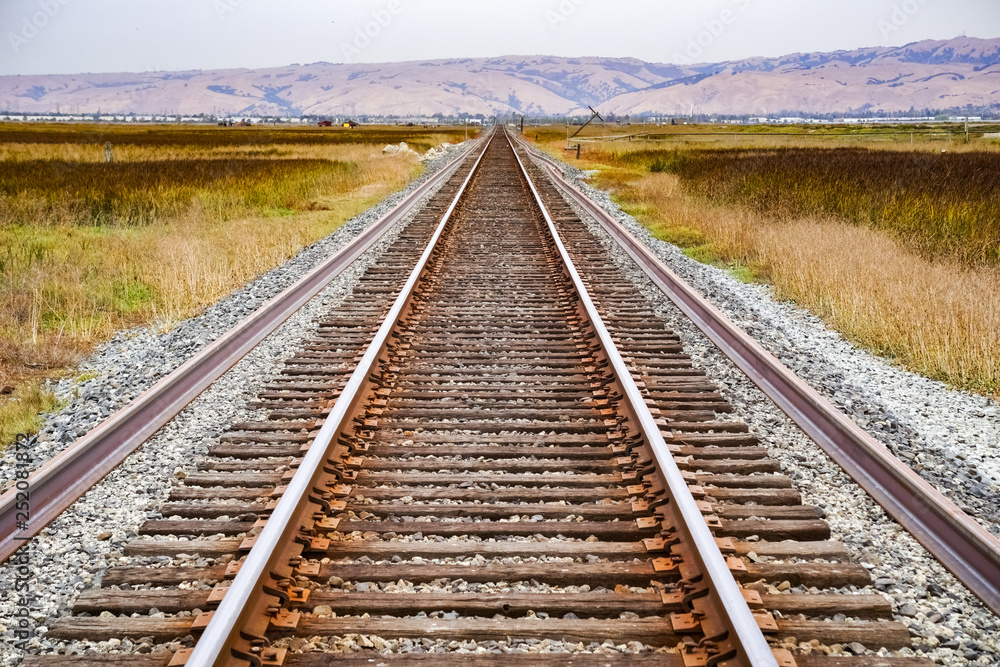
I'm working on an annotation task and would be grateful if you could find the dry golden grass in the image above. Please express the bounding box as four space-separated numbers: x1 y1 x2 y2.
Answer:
0 123 469 152
0 141 434 163
545 122 1000 153
627 173 1000 393
605 147 1000 266
1 148 416 373
1 123 473 444
529 128 1000 395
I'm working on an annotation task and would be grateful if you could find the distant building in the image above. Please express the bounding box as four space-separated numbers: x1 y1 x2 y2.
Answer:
317 120 333 127
343 120 359 128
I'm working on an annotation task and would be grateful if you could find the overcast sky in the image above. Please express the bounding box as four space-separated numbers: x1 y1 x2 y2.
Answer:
2 0 998 76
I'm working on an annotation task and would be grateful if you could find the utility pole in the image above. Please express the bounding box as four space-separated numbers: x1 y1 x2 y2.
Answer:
568 107 604 140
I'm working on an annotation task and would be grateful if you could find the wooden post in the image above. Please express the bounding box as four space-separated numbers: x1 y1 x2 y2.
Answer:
104 142 113 163
576 144 581 159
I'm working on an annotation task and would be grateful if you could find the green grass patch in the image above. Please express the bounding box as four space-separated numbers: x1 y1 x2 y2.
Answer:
647 222 725 267
0 380 61 448
680 244 724 266
649 223 707 248
111 278 155 313
728 264 757 283
618 201 657 219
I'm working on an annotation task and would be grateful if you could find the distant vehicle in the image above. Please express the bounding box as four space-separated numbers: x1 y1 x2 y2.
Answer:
317 120 333 127
343 120 359 128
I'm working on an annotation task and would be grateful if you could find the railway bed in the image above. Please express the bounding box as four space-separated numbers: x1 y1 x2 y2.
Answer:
21 130 943 665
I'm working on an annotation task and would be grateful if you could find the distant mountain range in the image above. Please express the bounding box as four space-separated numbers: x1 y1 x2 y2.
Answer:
1 36 998 118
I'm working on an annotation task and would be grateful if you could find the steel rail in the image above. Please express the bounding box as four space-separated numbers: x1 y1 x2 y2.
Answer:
506 131 777 666
522 138 1000 618
184 129 496 667
0 140 481 566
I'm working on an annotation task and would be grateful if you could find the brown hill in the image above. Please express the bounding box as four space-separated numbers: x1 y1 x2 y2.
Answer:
1 37 997 117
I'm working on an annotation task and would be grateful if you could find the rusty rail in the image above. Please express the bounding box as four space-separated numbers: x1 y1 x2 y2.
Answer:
183 130 497 666
507 131 778 666
0 140 481 566
18 127 940 665
187 127 785 665
523 138 1000 618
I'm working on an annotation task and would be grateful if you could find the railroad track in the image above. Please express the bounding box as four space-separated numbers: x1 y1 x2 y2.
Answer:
20 129 948 665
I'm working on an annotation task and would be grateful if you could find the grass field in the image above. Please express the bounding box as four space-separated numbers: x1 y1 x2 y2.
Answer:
540 121 1000 149
0 122 472 445
606 147 1000 266
0 157 356 227
530 124 1000 395
0 124 464 152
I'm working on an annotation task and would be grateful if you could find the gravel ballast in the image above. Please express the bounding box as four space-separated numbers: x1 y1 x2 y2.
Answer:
532 148 1000 535
0 143 472 666
525 146 1000 664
